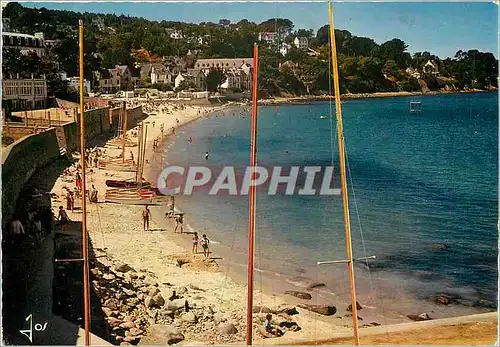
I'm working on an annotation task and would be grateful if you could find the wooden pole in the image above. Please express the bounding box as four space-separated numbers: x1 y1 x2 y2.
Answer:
121 101 127 163
140 124 148 183
328 2 360 344
136 123 143 182
246 43 259 346
78 18 91 346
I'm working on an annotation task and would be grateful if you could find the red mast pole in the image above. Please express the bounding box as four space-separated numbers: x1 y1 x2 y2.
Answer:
79 19 91 346
246 43 259 345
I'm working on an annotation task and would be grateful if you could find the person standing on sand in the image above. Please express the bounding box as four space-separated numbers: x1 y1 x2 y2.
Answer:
192 232 199 254
174 213 184 233
75 171 82 190
142 205 151 231
205 151 210 160
200 234 210 258
66 191 72 211
57 206 69 232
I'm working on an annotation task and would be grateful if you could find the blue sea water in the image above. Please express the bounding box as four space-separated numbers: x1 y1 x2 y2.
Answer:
164 92 498 311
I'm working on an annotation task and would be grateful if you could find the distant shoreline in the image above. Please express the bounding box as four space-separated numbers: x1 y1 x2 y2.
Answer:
258 89 496 106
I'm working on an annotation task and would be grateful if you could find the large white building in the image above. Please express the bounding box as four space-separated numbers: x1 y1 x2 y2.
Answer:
194 58 253 74
2 31 46 56
2 76 48 109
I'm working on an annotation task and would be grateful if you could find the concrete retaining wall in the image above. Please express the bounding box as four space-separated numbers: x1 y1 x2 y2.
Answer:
2 128 60 225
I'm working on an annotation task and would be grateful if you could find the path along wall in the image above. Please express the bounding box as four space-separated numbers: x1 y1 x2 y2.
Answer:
2 105 143 224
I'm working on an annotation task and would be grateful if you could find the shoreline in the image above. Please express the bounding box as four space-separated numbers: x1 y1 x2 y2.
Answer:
258 89 496 106
151 103 497 323
48 98 496 344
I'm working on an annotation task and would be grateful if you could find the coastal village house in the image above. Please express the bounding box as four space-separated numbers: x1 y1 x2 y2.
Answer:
293 37 308 50
2 75 48 111
279 43 292 56
174 69 207 91
186 69 207 90
150 63 174 85
423 60 439 75
67 77 91 95
2 31 46 57
258 32 278 45
96 65 133 92
406 67 421 79
165 28 184 40
194 58 253 91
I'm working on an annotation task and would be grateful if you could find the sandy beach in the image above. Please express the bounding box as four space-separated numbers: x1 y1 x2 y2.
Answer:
48 101 358 345
46 98 498 345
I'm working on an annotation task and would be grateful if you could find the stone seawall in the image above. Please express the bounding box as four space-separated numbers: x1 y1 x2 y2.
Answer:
2 128 60 226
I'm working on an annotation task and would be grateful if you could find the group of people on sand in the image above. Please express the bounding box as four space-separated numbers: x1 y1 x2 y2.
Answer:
85 147 102 168
141 201 211 258
7 205 53 246
191 232 210 258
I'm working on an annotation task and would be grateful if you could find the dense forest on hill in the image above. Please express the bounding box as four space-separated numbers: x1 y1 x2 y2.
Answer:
2 2 498 97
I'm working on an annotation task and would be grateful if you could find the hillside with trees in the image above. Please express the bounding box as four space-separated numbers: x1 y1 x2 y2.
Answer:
3 2 498 97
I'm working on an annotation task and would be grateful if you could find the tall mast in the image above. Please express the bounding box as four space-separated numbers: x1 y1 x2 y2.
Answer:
78 19 91 346
328 2 360 344
246 43 259 346
121 101 128 163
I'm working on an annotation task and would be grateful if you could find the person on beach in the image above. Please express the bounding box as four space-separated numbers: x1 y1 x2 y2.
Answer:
188 136 193 144
205 151 210 160
69 191 75 211
200 234 210 258
192 232 199 254
174 213 184 233
130 151 134 162
142 205 151 231
264 314 284 337
66 191 73 211
75 171 82 190
93 155 98 168
10 218 25 245
57 206 69 231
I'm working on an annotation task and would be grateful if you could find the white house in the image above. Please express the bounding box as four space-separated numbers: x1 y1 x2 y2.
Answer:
166 28 184 40
68 77 91 94
258 32 278 45
151 63 173 84
279 43 292 56
423 60 439 75
293 37 308 50
406 67 421 79
174 72 189 89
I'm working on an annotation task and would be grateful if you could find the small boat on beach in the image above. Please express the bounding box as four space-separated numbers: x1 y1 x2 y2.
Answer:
105 179 151 188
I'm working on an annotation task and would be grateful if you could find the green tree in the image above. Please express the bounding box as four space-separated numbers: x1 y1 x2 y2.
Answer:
205 68 225 92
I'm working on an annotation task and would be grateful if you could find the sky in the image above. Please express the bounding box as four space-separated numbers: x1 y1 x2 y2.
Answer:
17 1 500 58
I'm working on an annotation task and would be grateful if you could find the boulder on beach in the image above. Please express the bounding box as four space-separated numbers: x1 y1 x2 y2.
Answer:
298 303 336 316
252 306 272 313
139 324 184 345
285 291 312 300
280 307 299 316
165 299 186 311
407 313 432 321
114 263 135 273
346 301 363 312
307 282 326 291
182 312 197 323
218 322 237 335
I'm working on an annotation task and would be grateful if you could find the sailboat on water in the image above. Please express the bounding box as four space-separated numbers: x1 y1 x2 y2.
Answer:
244 2 374 345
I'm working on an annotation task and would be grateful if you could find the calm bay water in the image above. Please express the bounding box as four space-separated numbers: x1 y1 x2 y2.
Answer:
164 92 498 312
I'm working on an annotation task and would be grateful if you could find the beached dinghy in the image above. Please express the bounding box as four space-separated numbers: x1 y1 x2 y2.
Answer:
105 179 151 188
104 188 160 205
